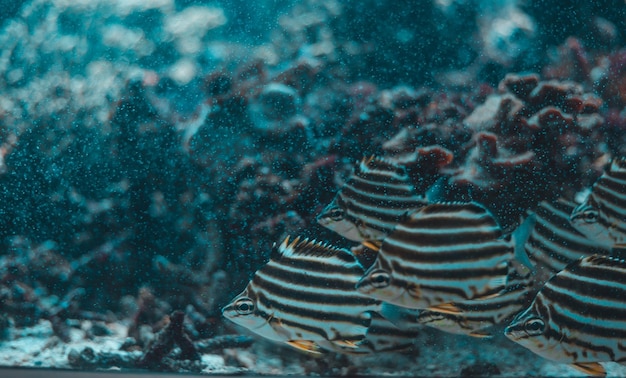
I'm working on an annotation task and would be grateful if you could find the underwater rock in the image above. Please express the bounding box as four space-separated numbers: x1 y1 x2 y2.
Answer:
478 5 536 67
3 0 626 376
252 82 301 122
450 72 607 226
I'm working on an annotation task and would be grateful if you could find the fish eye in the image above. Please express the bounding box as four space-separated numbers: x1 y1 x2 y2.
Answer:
582 209 598 223
369 269 390 288
524 318 545 336
328 208 344 221
235 297 255 315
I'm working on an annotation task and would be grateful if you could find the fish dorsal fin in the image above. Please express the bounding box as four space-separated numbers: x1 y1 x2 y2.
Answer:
355 155 410 181
570 362 606 377
270 235 297 260
272 235 358 265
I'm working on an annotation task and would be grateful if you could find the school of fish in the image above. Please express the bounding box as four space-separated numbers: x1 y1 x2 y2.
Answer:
223 155 626 377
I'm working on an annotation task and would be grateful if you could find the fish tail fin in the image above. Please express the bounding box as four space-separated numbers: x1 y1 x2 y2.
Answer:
511 213 536 274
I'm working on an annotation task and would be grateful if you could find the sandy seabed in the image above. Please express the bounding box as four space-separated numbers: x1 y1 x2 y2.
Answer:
2 318 626 377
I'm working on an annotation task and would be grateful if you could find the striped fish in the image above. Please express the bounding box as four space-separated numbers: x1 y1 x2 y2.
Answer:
504 255 626 377
222 236 412 355
524 198 611 284
355 202 512 311
570 157 626 249
354 311 421 353
317 156 426 242
416 269 534 338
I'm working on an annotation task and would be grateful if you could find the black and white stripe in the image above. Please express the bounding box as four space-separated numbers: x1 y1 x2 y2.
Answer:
356 312 421 353
317 156 426 242
223 236 384 354
524 198 611 284
570 157 626 248
356 202 512 309
417 269 534 337
505 255 626 377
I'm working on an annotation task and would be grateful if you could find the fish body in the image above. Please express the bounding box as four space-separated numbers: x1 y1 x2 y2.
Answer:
222 236 418 355
356 202 512 310
505 255 626 377
570 157 626 249
525 198 610 284
353 311 421 353
416 269 534 337
317 156 426 242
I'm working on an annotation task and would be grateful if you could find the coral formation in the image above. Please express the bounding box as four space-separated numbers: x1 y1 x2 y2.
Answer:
1 0 626 376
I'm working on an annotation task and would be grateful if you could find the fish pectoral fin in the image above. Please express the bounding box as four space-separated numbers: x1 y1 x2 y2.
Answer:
468 331 493 339
286 340 324 355
407 284 421 299
570 362 606 377
487 271 508 292
355 221 371 239
268 316 292 339
426 302 462 315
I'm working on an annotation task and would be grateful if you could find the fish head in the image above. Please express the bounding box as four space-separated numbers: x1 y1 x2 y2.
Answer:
570 201 612 246
222 290 263 328
356 262 404 303
317 198 364 242
504 304 562 361
222 289 283 340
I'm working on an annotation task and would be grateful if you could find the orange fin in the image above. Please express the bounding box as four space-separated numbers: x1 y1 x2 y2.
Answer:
332 339 361 349
426 302 462 315
474 291 503 301
285 340 324 355
468 331 493 338
362 155 376 166
570 362 606 377
361 240 382 252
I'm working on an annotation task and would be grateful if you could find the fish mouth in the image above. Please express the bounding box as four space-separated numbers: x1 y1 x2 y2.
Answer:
323 220 364 242
392 289 426 309
354 278 369 293
503 325 522 341
316 215 331 226
355 280 403 304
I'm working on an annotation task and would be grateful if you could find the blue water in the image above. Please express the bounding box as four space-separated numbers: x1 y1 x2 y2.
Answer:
1 0 625 375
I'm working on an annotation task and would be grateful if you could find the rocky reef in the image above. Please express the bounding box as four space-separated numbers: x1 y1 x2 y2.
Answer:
1 0 626 376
